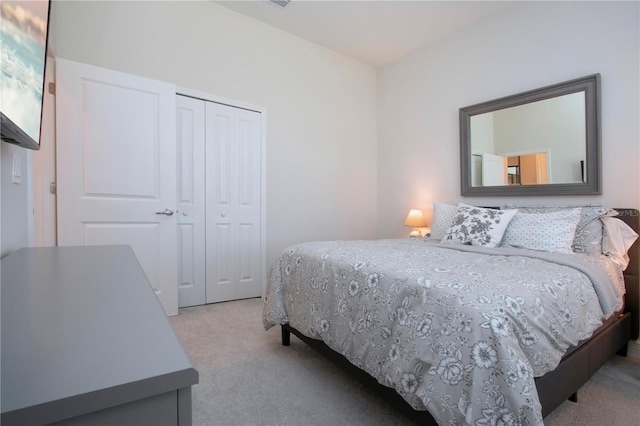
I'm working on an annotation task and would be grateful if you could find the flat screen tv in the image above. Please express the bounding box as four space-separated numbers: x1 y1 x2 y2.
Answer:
1 0 51 151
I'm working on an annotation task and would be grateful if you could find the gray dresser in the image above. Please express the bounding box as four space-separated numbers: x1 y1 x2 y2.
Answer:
1 245 199 425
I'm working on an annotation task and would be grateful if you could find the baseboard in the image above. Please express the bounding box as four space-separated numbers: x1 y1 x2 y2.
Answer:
627 340 640 360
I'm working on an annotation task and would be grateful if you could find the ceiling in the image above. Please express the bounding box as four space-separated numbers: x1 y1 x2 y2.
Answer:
215 0 518 67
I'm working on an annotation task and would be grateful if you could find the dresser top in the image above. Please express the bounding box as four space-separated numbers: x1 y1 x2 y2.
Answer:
1 245 198 423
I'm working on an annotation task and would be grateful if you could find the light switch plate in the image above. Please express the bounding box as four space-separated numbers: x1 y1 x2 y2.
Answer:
12 153 21 184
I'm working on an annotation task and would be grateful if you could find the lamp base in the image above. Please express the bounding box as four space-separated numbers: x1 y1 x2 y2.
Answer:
409 229 421 238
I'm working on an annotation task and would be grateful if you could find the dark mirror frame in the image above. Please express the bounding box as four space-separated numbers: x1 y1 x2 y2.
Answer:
460 74 601 196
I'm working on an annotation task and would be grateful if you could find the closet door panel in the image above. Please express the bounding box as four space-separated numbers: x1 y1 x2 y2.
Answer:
213 113 233 208
235 108 262 299
205 103 261 303
176 95 206 308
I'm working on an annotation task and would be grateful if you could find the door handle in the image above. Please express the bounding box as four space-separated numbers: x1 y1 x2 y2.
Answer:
155 208 174 216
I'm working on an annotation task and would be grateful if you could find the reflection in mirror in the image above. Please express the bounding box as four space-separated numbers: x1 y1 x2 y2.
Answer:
460 74 600 196
470 92 585 187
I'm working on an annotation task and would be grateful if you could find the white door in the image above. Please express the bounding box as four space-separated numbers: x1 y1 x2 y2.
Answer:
56 58 178 316
206 102 262 303
176 95 206 307
481 153 507 186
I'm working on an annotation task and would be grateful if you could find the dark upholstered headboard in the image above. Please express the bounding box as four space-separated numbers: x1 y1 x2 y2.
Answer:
615 208 639 339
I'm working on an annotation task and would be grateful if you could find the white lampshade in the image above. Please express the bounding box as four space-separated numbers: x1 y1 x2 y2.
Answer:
404 209 427 227
404 209 428 237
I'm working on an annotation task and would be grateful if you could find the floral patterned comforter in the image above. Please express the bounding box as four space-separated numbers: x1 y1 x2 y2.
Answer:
262 238 625 425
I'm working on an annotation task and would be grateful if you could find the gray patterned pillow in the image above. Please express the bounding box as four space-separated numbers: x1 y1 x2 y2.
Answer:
442 204 517 248
430 201 458 240
501 204 618 255
501 209 582 253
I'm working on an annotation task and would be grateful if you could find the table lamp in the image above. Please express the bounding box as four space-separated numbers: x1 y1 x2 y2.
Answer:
404 209 428 237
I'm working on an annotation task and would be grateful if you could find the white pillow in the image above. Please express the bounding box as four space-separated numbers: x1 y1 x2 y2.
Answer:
602 216 639 270
441 203 517 248
501 204 617 255
430 201 458 240
501 208 581 253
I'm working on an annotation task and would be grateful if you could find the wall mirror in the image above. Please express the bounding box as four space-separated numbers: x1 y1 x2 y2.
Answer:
460 74 601 196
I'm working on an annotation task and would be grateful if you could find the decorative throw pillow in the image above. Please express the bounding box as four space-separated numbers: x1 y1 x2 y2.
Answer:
500 208 582 253
441 204 517 248
501 204 618 255
602 216 639 270
430 201 458 240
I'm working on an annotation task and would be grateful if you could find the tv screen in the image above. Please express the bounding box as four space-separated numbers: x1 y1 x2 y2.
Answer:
1 0 51 151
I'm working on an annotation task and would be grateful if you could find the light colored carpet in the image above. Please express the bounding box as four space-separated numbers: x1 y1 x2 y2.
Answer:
171 298 640 426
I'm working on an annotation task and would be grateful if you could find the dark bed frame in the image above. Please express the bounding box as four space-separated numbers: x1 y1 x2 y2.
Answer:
281 208 639 424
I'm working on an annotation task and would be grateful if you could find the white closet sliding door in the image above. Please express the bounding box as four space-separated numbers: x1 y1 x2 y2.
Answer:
176 95 263 307
205 102 262 304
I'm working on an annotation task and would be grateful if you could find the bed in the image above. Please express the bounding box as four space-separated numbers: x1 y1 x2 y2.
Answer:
263 205 639 425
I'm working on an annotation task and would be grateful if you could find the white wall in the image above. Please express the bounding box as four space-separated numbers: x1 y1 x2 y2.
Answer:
377 1 639 237
50 1 378 267
1 143 31 258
